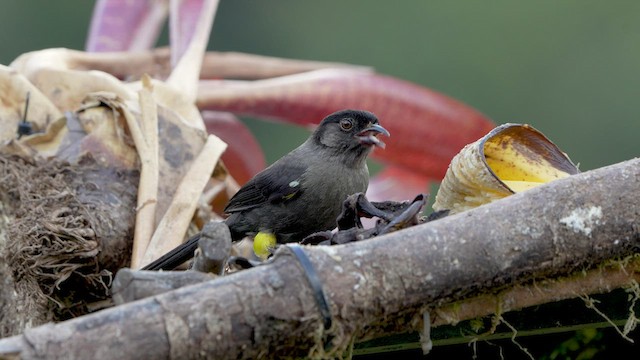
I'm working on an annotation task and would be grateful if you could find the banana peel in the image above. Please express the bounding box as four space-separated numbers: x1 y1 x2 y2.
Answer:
433 123 579 214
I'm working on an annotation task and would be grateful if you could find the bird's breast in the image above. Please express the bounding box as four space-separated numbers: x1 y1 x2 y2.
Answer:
304 162 369 217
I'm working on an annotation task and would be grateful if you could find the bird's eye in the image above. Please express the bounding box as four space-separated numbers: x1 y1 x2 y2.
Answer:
339 118 354 131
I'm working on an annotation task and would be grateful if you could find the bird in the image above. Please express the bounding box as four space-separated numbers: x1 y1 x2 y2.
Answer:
142 109 389 270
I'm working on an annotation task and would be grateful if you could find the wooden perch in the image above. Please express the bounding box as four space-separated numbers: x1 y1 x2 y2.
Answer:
0 158 638 359
111 270 214 305
191 221 232 274
112 221 231 304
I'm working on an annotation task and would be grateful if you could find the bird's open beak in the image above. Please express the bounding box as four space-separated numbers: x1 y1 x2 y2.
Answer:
356 123 390 148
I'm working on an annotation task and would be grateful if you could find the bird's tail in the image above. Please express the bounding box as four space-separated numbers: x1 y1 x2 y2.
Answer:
141 233 201 271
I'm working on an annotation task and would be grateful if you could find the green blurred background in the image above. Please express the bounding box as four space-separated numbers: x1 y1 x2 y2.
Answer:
1 0 637 170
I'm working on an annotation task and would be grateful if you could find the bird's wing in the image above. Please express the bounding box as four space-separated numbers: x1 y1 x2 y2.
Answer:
224 161 307 213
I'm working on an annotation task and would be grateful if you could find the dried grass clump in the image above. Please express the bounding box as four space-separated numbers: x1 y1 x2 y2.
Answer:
0 154 138 336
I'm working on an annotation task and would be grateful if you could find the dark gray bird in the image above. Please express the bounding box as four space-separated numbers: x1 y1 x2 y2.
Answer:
143 109 389 270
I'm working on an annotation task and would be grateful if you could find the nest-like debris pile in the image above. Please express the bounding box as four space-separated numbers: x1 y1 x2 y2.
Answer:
0 154 138 335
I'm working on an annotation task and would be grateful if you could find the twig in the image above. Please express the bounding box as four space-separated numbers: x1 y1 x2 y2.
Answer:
579 294 634 343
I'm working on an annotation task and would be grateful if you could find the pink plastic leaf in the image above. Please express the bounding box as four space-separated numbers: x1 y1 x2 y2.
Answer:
86 0 168 52
367 166 432 202
198 69 495 180
169 0 213 66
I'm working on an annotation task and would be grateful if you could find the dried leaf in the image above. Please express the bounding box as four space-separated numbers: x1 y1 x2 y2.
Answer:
125 77 160 268
128 79 205 131
0 65 62 143
140 134 227 268
10 49 137 112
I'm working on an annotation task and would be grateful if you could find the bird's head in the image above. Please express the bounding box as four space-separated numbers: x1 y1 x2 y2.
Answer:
311 109 390 163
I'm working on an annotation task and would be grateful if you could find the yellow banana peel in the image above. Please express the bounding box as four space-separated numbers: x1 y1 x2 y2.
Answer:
434 123 579 214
